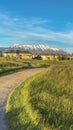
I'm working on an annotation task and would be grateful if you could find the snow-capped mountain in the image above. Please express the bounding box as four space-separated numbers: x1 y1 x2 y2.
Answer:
10 44 67 55
11 44 59 51
0 44 67 55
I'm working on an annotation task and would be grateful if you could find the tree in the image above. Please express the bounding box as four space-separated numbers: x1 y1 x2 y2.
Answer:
32 55 42 60
58 55 69 60
0 50 3 57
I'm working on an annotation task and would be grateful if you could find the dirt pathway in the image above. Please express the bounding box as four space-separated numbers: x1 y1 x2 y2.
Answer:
0 68 43 130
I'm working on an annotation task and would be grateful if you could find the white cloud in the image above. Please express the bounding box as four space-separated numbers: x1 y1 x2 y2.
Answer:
0 13 73 52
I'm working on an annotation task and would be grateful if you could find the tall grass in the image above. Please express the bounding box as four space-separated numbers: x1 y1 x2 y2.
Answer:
1 56 73 75
6 64 73 130
0 57 28 75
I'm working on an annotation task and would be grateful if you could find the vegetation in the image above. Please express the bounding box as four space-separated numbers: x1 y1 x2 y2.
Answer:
6 64 73 130
58 55 69 60
32 55 42 60
30 59 73 67
0 50 3 57
1 55 73 76
0 57 51 75
0 57 28 76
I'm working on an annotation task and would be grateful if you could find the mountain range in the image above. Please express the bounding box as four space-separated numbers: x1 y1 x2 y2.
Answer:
0 44 67 55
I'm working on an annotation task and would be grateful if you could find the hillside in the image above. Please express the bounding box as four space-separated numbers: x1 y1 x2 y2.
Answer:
6 65 73 130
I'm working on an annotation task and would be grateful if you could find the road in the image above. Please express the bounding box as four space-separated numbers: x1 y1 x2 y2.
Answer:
0 68 43 130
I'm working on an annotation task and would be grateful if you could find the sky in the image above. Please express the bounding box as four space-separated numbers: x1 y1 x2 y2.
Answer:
0 0 73 53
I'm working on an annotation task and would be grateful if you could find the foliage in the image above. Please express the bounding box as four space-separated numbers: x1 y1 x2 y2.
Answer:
58 55 69 60
32 55 42 60
0 50 3 57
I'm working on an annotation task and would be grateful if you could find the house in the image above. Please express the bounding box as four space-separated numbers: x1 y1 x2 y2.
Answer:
18 53 32 59
3 52 32 60
32 54 59 61
41 54 59 60
3 52 60 61
3 52 18 58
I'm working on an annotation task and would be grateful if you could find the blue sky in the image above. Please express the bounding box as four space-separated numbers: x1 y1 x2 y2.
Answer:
0 0 73 53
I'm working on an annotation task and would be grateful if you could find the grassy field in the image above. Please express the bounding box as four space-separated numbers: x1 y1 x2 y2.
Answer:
0 57 55 75
30 59 73 67
6 63 73 130
0 57 29 76
1 56 73 76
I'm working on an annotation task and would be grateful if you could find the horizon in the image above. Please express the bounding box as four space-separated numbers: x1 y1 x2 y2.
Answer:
0 0 73 53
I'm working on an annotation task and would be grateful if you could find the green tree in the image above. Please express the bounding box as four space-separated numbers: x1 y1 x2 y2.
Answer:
0 50 3 57
32 55 42 60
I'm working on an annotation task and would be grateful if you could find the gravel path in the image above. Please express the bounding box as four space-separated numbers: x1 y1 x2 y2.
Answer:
0 68 43 130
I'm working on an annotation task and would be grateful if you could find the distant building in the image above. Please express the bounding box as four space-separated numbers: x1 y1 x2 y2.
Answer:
41 54 59 60
3 52 32 60
3 52 69 61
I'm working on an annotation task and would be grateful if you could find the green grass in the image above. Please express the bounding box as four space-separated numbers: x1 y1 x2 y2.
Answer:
6 64 73 130
0 57 29 76
0 57 54 75
30 59 73 67
1 56 73 76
